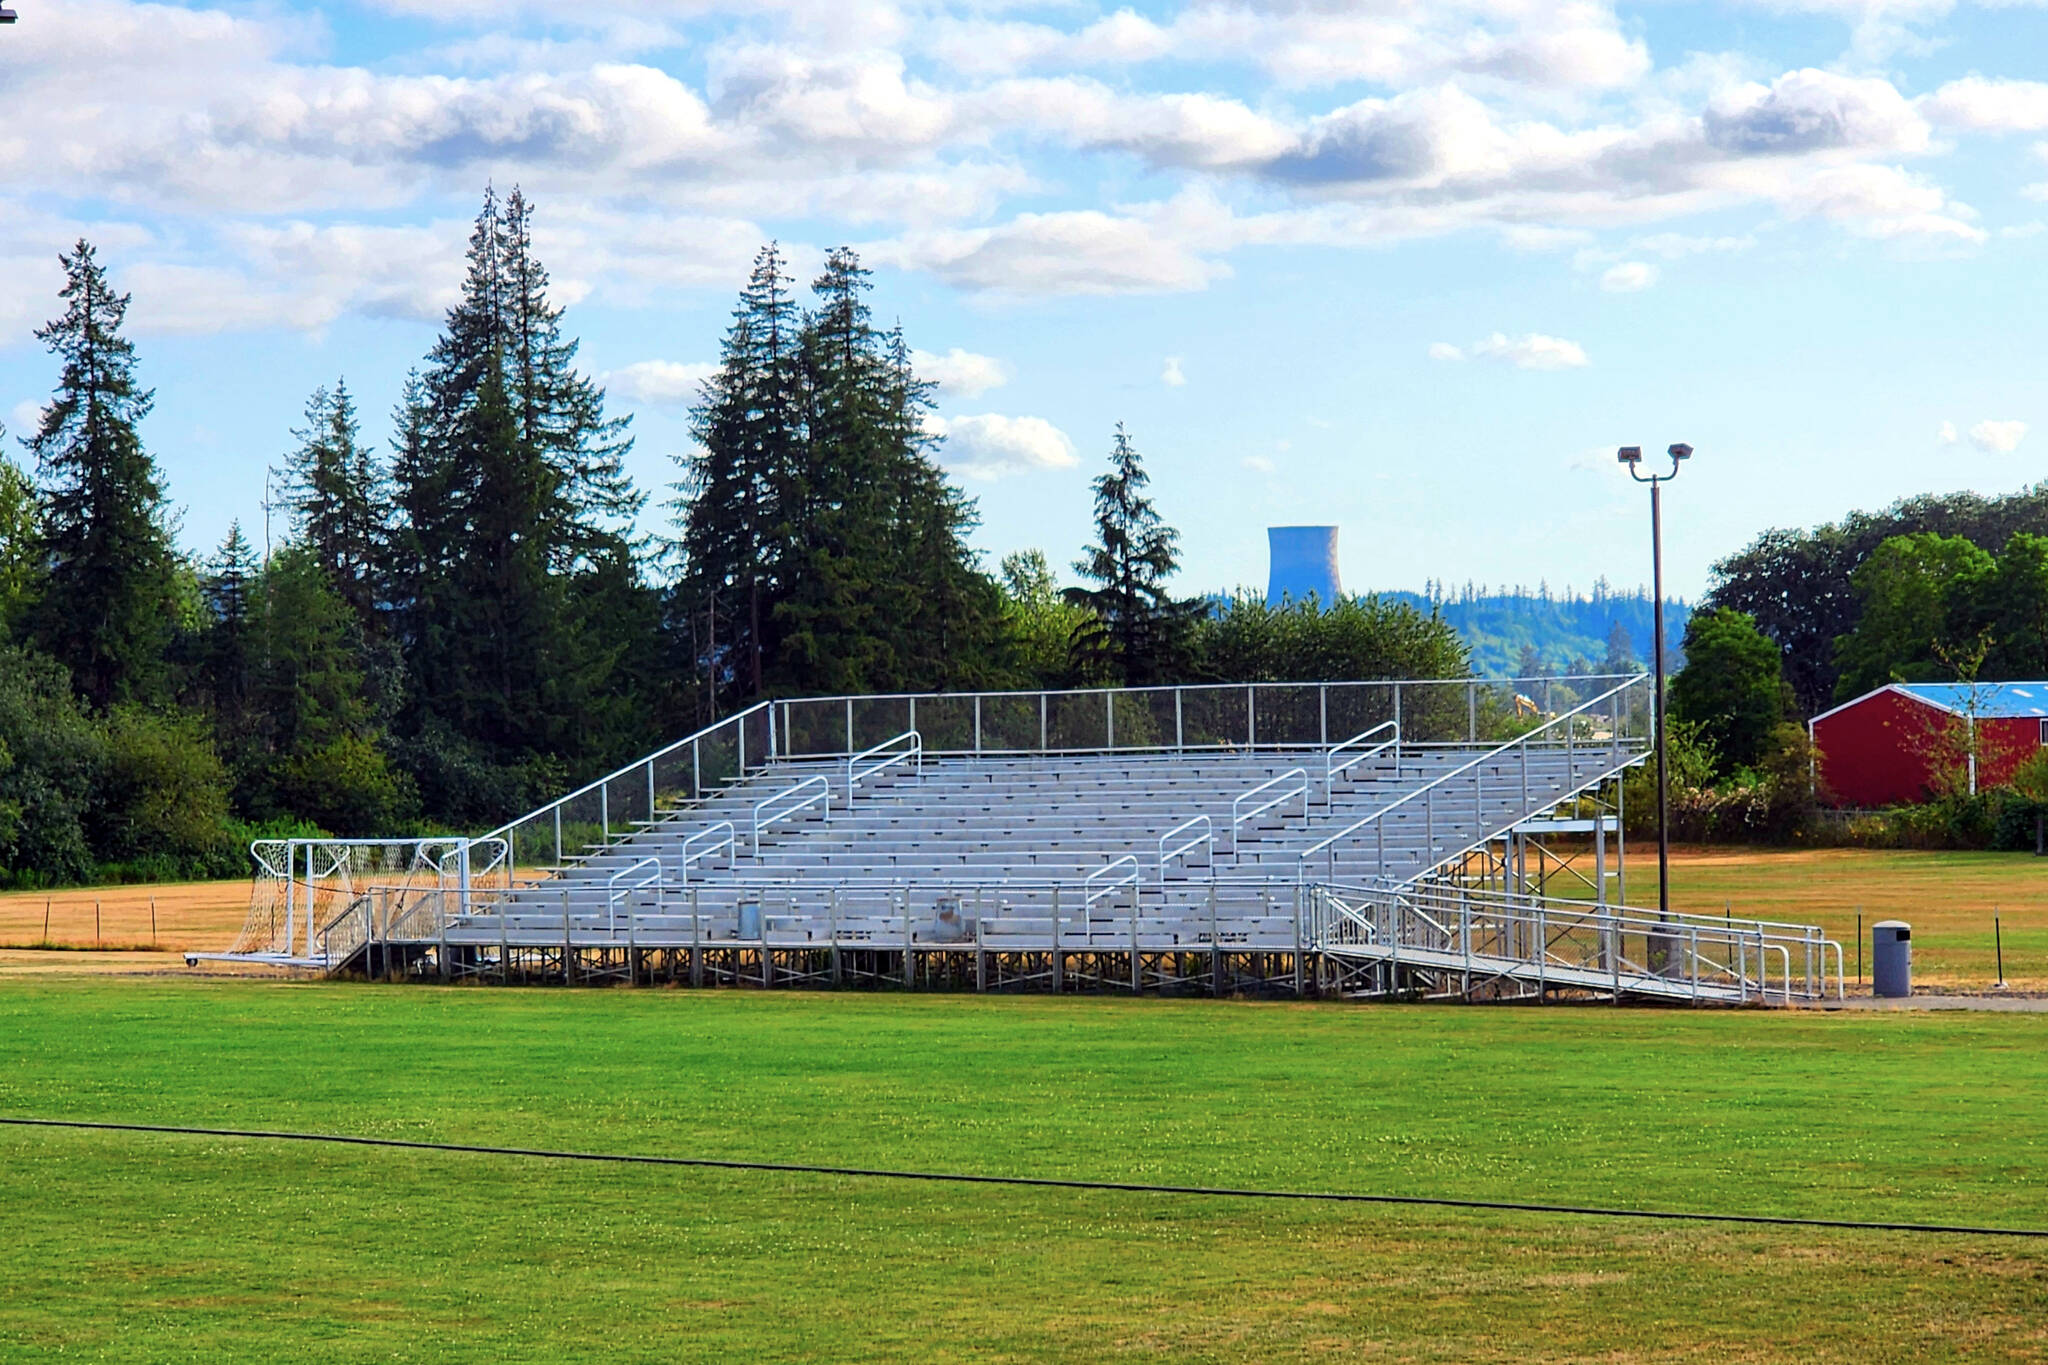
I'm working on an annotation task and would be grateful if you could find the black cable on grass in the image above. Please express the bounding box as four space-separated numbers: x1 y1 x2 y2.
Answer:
4 1114 2044 1240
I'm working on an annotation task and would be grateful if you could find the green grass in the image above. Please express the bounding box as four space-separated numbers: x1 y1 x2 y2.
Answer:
3 980 2047 1361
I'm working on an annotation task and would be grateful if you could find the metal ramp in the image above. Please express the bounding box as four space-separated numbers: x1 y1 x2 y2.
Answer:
1308 881 1842 1005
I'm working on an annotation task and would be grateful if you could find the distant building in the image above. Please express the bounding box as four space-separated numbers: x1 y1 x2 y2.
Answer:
1267 526 1340 607
1811 682 2048 805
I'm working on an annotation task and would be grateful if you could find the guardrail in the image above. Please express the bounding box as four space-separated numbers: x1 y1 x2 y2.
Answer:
1084 855 1141 907
1308 879 1842 1003
1325 721 1399 800
753 777 831 856
1297 675 1647 885
771 674 1645 763
481 701 775 873
679 821 735 883
1231 769 1307 851
849 730 921 799
1158 815 1213 883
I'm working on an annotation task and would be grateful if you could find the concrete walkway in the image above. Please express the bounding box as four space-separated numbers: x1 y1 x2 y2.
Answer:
1811 991 2048 1012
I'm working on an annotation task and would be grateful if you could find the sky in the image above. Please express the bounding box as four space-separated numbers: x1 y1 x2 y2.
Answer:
0 0 2043 601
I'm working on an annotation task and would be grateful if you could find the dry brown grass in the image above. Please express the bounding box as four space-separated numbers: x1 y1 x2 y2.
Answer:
0 881 247 974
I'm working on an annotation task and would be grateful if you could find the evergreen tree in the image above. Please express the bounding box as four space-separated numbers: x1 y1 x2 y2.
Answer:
0 435 38 637
22 240 180 709
678 243 801 711
284 379 384 630
1068 423 1193 686
393 186 646 777
199 522 259 774
1602 621 1635 673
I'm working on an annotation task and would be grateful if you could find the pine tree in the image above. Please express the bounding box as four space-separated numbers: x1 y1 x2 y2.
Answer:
23 239 180 709
285 379 384 630
678 243 801 711
393 186 646 776
200 522 259 772
1068 423 1193 686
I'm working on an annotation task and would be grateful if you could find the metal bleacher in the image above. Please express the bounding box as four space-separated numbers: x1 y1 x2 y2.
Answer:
203 675 1843 1004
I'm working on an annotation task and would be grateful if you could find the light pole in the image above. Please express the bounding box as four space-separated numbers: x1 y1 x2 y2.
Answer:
1617 443 1691 924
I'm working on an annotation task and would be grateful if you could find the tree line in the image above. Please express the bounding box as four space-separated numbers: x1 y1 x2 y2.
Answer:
1642 486 2048 845
0 190 1469 887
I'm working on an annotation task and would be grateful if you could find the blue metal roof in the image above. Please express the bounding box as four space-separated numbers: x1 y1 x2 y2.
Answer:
1895 682 2048 718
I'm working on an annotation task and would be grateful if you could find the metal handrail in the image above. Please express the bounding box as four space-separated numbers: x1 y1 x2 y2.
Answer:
1326 721 1399 796
1158 814 1213 883
1297 675 1646 881
753 777 831 856
679 821 736 884
606 856 662 933
849 730 921 799
1231 769 1307 848
1084 855 1141 907
482 700 773 845
1321 879 1842 1001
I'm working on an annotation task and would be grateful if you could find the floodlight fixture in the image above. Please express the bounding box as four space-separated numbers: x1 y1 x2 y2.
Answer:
1617 445 1642 464
0 7 17 23
1669 442 1692 461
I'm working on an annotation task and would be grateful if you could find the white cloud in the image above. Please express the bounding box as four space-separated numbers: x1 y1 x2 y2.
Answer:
1969 419 2028 453
1161 356 1187 387
605 359 718 408
9 401 42 438
1242 455 1276 474
1470 332 1590 370
911 347 1009 398
1921 78 2048 134
1939 420 1959 444
878 208 1229 297
926 413 1079 480
1600 261 1658 291
0 0 2020 333
1427 342 1466 361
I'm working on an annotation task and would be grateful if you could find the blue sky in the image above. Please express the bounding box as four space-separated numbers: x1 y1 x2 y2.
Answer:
1 0 2043 599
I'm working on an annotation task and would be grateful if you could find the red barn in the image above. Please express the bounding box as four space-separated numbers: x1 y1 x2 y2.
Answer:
1811 682 2048 806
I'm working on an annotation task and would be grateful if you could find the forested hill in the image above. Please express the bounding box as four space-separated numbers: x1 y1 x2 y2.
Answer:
1377 584 1690 679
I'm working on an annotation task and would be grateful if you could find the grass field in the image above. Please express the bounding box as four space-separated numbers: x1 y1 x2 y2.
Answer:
1660 846 2048 989
2 978 2046 1361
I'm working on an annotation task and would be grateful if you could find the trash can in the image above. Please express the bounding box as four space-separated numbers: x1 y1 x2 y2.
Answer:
930 895 970 944
737 896 762 941
1872 920 1911 998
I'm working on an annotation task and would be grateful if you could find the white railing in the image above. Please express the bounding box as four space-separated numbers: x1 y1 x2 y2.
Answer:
772 674 1645 762
1297 675 1647 885
1158 814 1213 883
1231 769 1307 850
753 777 831 856
606 857 662 934
1084 855 1141 907
483 700 775 872
849 730 922 799
1310 880 1843 1003
679 821 735 883
1325 720 1399 799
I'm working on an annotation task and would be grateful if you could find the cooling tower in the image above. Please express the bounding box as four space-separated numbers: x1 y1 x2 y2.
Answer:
1267 525 1341 607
